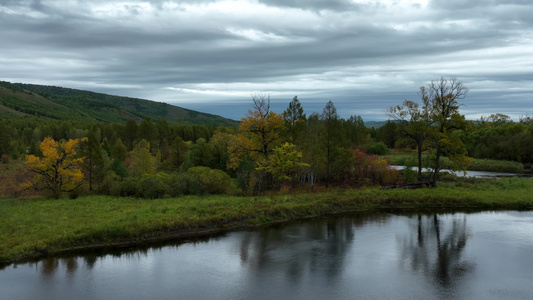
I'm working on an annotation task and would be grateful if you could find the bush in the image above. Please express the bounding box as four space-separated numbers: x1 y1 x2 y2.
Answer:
120 177 139 197
138 173 172 199
187 166 235 195
366 142 389 155
96 168 236 198
99 172 122 196
353 149 400 186
166 172 188 196
109 159 128 178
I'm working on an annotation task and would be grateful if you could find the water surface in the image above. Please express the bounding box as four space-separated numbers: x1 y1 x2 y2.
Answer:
2 211 533 299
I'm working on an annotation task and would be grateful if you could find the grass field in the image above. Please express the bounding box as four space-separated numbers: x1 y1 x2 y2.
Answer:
2 177 532 265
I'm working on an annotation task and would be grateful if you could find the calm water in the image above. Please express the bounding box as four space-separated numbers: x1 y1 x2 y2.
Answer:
2 211 533 300
390 165 528 178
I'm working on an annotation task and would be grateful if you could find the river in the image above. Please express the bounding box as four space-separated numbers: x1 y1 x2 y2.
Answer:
2 211 533 299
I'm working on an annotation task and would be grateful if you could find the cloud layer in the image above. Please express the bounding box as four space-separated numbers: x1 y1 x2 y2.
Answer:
1 0 532 120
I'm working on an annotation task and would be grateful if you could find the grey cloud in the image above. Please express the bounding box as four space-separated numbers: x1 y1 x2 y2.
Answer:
429 0 532 10
1 0 532 120
256 0 359 11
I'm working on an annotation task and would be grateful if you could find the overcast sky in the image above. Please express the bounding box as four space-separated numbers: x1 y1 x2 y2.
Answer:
1 0 532 121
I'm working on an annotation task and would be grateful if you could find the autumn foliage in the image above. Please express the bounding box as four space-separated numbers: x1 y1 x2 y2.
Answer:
21 137 86 198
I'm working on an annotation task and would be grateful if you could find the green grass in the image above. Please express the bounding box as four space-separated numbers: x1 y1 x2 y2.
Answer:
2 178 533 264
468 159 524 173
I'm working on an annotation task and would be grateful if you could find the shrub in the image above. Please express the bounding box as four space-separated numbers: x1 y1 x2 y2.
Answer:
99 172 122 196
169 172 191 196
187 166 235 195
353 149 400 186
139 173 172 199
120 177 139 197
109 159 128 178
366 142 389 155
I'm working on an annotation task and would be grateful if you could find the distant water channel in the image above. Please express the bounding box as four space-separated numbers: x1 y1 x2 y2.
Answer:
390 165 527 178
2 211 533 300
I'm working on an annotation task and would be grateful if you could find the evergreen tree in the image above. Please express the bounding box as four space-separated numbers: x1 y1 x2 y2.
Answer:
320 100 341 187
283 96 306 144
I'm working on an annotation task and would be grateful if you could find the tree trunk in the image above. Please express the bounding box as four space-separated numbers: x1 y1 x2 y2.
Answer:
417 142 423 181
431 145 441 187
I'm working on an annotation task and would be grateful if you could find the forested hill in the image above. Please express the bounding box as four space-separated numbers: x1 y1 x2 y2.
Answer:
0 81 238 127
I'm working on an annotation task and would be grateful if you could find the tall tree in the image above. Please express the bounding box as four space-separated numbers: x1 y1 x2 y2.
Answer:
80 129 105 191
283 96 306 144
138 118 158 151
123 119 138 151
344 115 368 146
300 113 325 187
128 139 156 177
387 78 470 185
229 93 283 168
111 138 128 161
320 100 340 187
169 136 190 169
156 118 171 148
386 90 434 181
228 93 283 191
209 131 234 173
376 120 398 149
427 78 470 187
188 138 215 168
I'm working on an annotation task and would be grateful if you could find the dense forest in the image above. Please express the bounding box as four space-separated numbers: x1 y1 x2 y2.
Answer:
1 78 532 199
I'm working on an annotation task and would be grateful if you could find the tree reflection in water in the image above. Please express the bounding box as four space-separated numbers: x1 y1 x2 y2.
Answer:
26 244 164 277
238 217 368 282
400 213 476 289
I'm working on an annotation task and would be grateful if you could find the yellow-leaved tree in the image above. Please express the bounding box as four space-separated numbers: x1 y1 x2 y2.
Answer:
229 93 284 169
257 142 309 183
228 93 284 193
21 137 86 198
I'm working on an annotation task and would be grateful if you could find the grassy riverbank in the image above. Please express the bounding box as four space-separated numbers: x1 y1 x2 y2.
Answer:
2 177 533 264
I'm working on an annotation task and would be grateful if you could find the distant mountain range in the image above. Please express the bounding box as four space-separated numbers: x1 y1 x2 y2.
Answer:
364 120 388 128
0 81 238 127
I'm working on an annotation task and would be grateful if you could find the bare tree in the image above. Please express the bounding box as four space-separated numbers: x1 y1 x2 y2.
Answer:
427 78 469 187
387 87 434 181
251 93 271 120
387 78 470 186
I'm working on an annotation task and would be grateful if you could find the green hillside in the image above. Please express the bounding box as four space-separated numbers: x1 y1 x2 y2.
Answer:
0 81 238 126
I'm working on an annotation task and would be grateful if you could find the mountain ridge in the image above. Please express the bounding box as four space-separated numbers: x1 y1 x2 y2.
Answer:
0 81 238 127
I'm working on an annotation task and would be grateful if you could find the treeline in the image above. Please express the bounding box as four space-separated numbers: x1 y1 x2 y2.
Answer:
6 94 402 198
5 77 532 199
0 118 217 161
375 114 533 166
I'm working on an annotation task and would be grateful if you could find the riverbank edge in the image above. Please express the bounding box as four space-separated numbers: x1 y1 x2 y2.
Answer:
2 181 533 266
